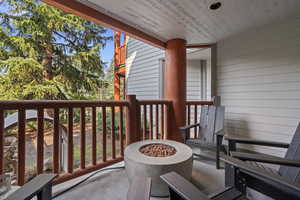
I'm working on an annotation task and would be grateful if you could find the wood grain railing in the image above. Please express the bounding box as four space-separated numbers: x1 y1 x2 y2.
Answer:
0 100 128 185
0 97 210 186
139 100 172 140
186 100 214 138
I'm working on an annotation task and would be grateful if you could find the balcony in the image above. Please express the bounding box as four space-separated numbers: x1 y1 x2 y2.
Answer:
0 97 214 194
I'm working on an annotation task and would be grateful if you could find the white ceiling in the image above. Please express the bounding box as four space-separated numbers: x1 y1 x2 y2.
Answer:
79 0 300 44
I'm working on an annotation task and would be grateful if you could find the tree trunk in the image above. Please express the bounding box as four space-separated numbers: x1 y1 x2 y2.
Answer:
42 44 54 81
42 44 54 116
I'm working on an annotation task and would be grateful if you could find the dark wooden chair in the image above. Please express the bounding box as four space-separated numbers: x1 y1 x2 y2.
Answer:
225 122 300 185
161 155 300 200
180 105 226 169
7 174 57 200
127 176 151 200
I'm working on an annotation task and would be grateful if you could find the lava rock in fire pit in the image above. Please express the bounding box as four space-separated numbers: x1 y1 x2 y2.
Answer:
139 143 176 157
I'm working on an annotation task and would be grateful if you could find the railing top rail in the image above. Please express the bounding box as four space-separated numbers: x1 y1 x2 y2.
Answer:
186 101 214 105
0 100 129 110
138 100 172 105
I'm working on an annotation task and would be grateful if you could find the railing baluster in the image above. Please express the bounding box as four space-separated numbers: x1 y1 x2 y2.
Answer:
80 107 86 169
53 108 60 173
68 107 73 173
187 104 191 126
194 105 198 138
160 104 164 139
111 106 116 159
143 105 147 140
165 103 170 139
18 109 25 185
92 107 97 165
187 104 191 138
155 104 159 139
150 104 153 139
0 110 4 174
102 106 107 162
37 109 44 174
120 106 124 156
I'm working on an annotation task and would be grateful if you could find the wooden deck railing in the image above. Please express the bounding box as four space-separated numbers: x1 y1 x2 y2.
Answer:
0 96 173 186
0 97 212 186
139 100 172 140
0 100 128 185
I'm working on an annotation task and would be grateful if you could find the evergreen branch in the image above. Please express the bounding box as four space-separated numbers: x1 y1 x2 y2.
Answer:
53 31 81 50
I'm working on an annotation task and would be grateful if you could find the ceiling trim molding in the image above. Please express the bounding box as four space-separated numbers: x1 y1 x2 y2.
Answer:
186 44 215 48
42 0 167 49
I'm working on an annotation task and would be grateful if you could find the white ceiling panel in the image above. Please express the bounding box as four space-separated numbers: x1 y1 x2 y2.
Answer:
79 0 300 44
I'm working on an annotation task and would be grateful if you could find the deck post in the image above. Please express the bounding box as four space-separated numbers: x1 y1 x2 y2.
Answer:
126 95 141 145
164 39 186 142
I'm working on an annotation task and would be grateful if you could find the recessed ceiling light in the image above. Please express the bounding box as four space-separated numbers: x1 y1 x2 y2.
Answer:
210 2 222 10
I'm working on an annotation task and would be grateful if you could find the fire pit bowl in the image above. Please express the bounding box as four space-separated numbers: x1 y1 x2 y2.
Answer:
125 140 193 197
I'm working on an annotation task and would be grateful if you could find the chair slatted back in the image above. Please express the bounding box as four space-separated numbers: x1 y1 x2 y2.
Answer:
279 123 300 183
198 106 225 144
215 106 225 134
198 105 215 142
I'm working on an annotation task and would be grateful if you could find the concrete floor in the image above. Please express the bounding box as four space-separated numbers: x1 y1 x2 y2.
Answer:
52 151 225 200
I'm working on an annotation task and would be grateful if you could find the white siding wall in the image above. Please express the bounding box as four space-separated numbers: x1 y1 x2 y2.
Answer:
126 38 164 100
187 60 202 100
126 38 205 100
217 18 300 156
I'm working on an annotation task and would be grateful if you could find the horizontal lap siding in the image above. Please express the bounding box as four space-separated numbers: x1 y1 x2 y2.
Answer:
126 38 163 99
126 38 203 101
187 60 202 100
217 18 300 156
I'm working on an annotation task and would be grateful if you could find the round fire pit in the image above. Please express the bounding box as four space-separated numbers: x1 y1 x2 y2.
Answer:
125 140 193 197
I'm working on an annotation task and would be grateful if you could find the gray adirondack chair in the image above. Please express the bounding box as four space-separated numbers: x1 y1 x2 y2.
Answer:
161 155 300 200
180 105 225 169
226 122 300 185
7 174 57 200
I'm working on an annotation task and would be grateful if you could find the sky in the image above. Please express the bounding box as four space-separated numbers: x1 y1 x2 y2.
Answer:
101 29 114 68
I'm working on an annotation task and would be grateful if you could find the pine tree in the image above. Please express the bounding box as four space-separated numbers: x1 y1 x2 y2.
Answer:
0 0 112 100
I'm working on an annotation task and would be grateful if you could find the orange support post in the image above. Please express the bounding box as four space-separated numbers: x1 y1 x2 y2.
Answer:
164 39 186 142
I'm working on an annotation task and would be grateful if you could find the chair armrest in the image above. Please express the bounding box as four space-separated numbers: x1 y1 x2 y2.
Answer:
225 135 290 148
7 174 57 200
221 155 300 199
161 172 210 200
127 176 151 200
179 123 200 142
179 123 200 132
216 129 225 136
230 152 300 168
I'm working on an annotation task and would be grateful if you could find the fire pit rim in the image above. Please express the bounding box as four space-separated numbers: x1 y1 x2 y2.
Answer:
124 139 193 165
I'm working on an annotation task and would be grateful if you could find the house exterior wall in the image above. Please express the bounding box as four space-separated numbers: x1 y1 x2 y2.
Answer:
216 18 300 156
126 38 206 100
125 38 164 99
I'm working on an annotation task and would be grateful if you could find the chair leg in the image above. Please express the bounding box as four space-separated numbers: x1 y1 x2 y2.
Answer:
228 140 236 154
216 137 222 169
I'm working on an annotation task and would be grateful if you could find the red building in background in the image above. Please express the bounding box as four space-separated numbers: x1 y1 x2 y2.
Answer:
113 31 126 101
